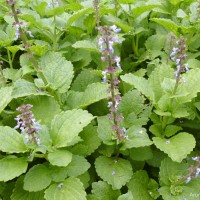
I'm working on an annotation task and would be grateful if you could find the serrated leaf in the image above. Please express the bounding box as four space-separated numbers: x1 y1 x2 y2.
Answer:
77 171 90 189
129 146 153 161
128 170 159 200
23 164 51 192
159 157 188 186
72 40 99 52
71 69 101 92
103 15 133 32
150 18 195 35
149 64 174 103
50 109 94 148
49 166 68 182
118 90 145 117
159 157 200 199
40 52 73 93
44 177 87 200
65 155 90 177
11 176 44 200
95 156 133 189
12 79 43 98
67 8 93 28
48 150 72 167
164 125 182 137
0 156 28 182
97 116 115 145
0 126 27 153
24 95 61 128
175 69 200 104
153 132 196 162
132 4 162 19
118 191 133 200
121 126 152 150
0 86 13 113
145 34 166 50
66 82 108 109
121 74 154 102
70 125 101 156
90 181 121 200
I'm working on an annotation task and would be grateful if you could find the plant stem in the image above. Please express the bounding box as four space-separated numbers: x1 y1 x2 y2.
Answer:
7 49 13 69
10 2 48 85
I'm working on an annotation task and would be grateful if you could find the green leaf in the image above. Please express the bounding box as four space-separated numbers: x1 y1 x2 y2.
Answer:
175 69 200 104
128 170 159 200
11 176 44 200
148 64 174 103
23 164 52 192
145 34 166 50
50 109 94 148
72 40 99 52
97 116 115 145
0 156 28 182
65 155 91 177
118 90 151 127
0 126 27 153
71 69 101 92
117 191 133 200
158 157 200 199
164 125 182 137
129 146 153 161
66 82 108 109
40 52 74 93
153 132 196 162
77 171 90 189
118 90 145 117
159 157 188 186
44 177 87 200
95 156 133 189
0 86 13 113
48 150 72 167
121 74 154 102
121 126 152 150
12 79 43 98
66 8 93 28
150 18 195 35
70 125 101 156
48 166 68 183
90 181 121 200
24 95 61 128
132 4 162 19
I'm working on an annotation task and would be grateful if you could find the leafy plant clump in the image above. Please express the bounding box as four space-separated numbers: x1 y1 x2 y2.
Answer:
0 0 200 199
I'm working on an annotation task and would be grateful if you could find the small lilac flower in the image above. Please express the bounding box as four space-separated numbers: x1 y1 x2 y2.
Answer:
14 104 41 146
170 36 189 80
110 25 121 33
186 176 191 184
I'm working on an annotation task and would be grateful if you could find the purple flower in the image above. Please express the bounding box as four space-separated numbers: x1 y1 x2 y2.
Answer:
14 104 41 146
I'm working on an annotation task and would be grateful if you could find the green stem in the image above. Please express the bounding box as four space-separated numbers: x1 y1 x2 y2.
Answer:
132 36 139 57
10 3 48 85
7 49 13 69
0 56 9 63
51 0 57 51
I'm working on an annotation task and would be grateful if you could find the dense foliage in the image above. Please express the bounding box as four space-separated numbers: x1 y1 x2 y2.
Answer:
0 0 200 199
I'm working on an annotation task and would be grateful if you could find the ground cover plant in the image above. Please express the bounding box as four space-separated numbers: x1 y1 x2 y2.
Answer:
0 0 200 199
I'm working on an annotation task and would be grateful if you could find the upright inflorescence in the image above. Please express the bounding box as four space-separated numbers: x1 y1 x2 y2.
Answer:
93 0 101 26
185 156 200 184
6 0 34 43
170 36 189 81
14 104 41 146
97 25 128 144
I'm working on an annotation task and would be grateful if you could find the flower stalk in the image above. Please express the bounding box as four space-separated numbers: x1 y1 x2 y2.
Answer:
14 104 42 146
6 0 48 85
97 25 128 145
